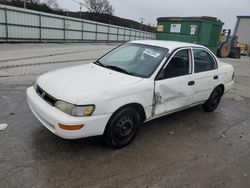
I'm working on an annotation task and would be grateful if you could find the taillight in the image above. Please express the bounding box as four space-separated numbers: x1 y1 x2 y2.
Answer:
232 72 235 80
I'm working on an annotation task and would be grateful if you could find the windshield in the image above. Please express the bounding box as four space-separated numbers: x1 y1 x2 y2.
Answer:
96 43 168 78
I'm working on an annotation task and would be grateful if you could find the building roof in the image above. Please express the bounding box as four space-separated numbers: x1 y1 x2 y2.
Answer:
237 16 250 19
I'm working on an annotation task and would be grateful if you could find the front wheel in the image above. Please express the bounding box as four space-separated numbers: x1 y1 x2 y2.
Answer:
202 87 223 112
104 108 141 148
218 42 231 58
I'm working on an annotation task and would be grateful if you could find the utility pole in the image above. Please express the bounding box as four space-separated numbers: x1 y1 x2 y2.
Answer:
80 3 82 18
140 18 144 30
72 0 84 19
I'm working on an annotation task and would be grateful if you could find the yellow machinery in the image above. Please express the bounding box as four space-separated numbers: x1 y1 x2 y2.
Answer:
239 43 248 56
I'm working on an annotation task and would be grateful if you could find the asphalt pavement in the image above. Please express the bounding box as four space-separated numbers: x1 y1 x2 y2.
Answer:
0 43 250 188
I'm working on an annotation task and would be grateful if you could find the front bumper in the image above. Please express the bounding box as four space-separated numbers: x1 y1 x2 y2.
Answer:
26 87 112 139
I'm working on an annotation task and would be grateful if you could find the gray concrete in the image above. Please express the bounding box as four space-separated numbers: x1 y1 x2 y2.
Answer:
0 43 250 188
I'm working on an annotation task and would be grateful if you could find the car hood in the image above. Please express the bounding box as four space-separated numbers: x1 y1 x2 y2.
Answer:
37 63 143 104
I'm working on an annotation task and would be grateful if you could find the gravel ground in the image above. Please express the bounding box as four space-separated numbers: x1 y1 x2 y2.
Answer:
0 43 250 188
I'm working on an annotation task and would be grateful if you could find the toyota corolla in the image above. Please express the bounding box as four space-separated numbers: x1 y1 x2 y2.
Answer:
27 40 234 148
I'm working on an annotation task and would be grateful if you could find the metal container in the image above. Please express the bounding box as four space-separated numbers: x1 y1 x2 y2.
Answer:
156 17 223 54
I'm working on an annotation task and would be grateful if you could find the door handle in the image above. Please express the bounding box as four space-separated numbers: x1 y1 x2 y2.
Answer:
188 81 195 86
214 75 219 80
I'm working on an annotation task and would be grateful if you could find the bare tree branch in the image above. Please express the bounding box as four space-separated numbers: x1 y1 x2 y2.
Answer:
40 0 59 10
84 0 114 15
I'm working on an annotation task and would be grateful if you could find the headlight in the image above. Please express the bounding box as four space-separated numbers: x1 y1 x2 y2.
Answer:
54 101 95 117
33 79 37 90
72 105 95 116
54 101 74 115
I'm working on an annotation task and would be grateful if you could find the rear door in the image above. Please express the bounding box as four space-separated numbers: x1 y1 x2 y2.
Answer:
153 48 195 117
192 48 220 102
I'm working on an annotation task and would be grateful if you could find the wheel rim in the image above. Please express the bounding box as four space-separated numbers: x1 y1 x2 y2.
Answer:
115 116 134 137
112 116 136 145
224 46 229 53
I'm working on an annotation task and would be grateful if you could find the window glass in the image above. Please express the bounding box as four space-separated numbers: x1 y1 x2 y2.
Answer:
106 46 139 62
158 49 190 79
98 43 168 78
193 49 216 73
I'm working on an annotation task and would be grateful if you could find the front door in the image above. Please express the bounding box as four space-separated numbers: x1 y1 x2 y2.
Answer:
153 48 195 117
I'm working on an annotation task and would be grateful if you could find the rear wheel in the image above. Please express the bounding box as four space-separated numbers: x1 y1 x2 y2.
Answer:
104 108 141 148
202 87 223 112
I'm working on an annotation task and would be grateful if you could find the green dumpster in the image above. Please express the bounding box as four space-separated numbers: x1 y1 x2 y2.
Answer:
156 17 224 54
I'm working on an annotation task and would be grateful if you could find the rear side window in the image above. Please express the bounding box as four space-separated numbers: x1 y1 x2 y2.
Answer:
193 49 217 73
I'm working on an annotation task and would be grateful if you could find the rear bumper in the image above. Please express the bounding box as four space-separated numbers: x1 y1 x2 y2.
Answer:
26 87 112 139
224 81 234 94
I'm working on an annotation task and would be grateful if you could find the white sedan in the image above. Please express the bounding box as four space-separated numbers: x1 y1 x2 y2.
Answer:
27 40 234 148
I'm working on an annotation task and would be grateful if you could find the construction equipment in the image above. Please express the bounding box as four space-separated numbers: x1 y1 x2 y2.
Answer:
217 29 240 58
239 43 249 55
217 29 231 57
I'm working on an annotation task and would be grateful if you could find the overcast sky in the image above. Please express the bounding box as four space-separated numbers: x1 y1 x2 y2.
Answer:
58 0 250 30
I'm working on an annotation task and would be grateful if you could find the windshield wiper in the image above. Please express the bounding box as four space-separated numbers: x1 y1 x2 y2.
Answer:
94 61 136 76
93 60 107 67
105 65 135 76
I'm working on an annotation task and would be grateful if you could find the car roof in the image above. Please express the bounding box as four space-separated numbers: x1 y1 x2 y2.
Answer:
130 40 204 51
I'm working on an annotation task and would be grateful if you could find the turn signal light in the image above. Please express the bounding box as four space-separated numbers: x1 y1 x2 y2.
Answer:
58 124 84 130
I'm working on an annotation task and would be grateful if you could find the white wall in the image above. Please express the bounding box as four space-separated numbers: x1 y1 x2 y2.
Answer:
0 4 155 42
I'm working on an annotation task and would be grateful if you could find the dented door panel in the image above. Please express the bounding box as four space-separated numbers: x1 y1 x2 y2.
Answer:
154 75 195 116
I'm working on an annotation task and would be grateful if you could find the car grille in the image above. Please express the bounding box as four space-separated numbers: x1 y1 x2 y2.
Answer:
36 85 57 106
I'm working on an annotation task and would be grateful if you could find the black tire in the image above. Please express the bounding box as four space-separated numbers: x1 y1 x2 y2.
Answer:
202 87 223 112
229 47 241 59
104 108 141 148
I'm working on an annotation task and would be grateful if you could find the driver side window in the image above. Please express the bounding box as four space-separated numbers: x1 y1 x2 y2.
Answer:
158 49 190 80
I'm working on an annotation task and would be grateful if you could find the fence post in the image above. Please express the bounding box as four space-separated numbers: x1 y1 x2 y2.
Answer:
128 29 131 41
81 21 84 42
95 23 98 41
123 28 126 41
39 14 41 42
63 18 66 42
117 27 119 42
107 25 110 42
4 8 8 41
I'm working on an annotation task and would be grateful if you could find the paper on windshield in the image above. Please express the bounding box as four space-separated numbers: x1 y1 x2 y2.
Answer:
143 49 161 58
